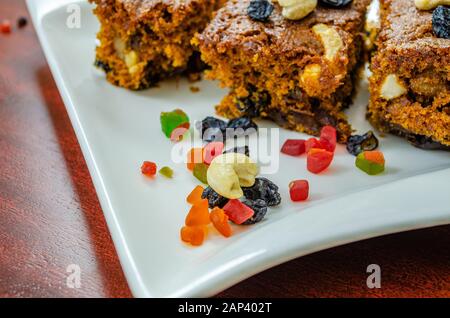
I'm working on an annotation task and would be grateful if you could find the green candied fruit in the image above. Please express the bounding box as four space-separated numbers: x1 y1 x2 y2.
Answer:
160 109 190 138
159 166 174 178
193 163 209 184
355 151 385 175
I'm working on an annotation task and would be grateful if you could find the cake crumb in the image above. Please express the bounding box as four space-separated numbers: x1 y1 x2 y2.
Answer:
190 86 200 93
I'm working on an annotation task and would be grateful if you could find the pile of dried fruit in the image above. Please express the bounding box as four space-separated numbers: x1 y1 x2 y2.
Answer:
281 126 385 203
181 151 281 246
281 125 337 175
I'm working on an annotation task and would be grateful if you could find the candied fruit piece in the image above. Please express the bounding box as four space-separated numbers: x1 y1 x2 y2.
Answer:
307 148 333 174
185 199 210 226
170 122 190 142
160 109 190 138
210 207 232 237
289 180 309 202
356 151 385 175
305 138 324 153
203 142 224 165
223 199 255 225
159 166 173 178
0 20 11 34
180 226 206 246
187 148 204 171
187 185 205 205
141 161 157 176
320 126 337 152
193 163 209 184
281 139 306 156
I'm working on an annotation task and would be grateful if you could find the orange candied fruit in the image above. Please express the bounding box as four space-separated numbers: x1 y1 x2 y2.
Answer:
180 226 206 246
210 207 232 238
185 199 210 226
187 185 205 205
141 161 157 176
187 148 204 171
364 150 385 165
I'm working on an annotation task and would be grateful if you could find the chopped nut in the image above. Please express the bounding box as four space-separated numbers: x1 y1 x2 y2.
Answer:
280 0 317 21
207 153 258 199
301 64 321 83
380 74 407 100
113 37 126 60
300 64 322 96
125 51 140 73
312 24 344 61
414 0 450 10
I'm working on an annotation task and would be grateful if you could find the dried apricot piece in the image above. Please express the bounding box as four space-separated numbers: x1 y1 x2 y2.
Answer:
187 185 205 205
185 199 210 226
210 207 232 238
180 226 206 246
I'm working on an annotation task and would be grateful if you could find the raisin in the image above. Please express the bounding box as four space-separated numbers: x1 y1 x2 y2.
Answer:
241 199 268 225
243 177 281 207
196 116 227 142
129 32 142 50
319 0 353 8
346 131 379 156
236 89 271 118
223 146 250 157
226 117 258 139
202 187 229 209
247 0 274 22
432 6 450 39
17 17 28 28
94 60 112 73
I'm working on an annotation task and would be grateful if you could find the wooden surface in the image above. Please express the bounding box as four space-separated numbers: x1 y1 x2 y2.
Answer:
0 0 449 298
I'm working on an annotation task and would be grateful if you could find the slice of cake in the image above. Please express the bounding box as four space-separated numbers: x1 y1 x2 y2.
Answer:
90 0 221 90
195 0 371 142
368 0 450 149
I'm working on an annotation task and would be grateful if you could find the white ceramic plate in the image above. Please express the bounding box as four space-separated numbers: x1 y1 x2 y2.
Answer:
27 0 450 298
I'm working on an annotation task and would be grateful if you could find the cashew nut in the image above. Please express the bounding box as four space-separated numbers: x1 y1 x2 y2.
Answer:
380 74 407 100
415 0 450 10
207 153 259 199
125 51 140 74
312 24 343 61
279 0 317 21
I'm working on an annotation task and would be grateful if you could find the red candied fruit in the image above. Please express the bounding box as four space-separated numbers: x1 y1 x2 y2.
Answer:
305 138 323 153
223 199 254 225
141 161 157 176
281 139 306 156
320 126 337 152
1 20 12 34
203 141 224 165
289 180 309 202
307 148 334 174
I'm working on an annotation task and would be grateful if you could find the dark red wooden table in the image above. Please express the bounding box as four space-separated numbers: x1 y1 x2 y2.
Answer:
0 0 449 298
